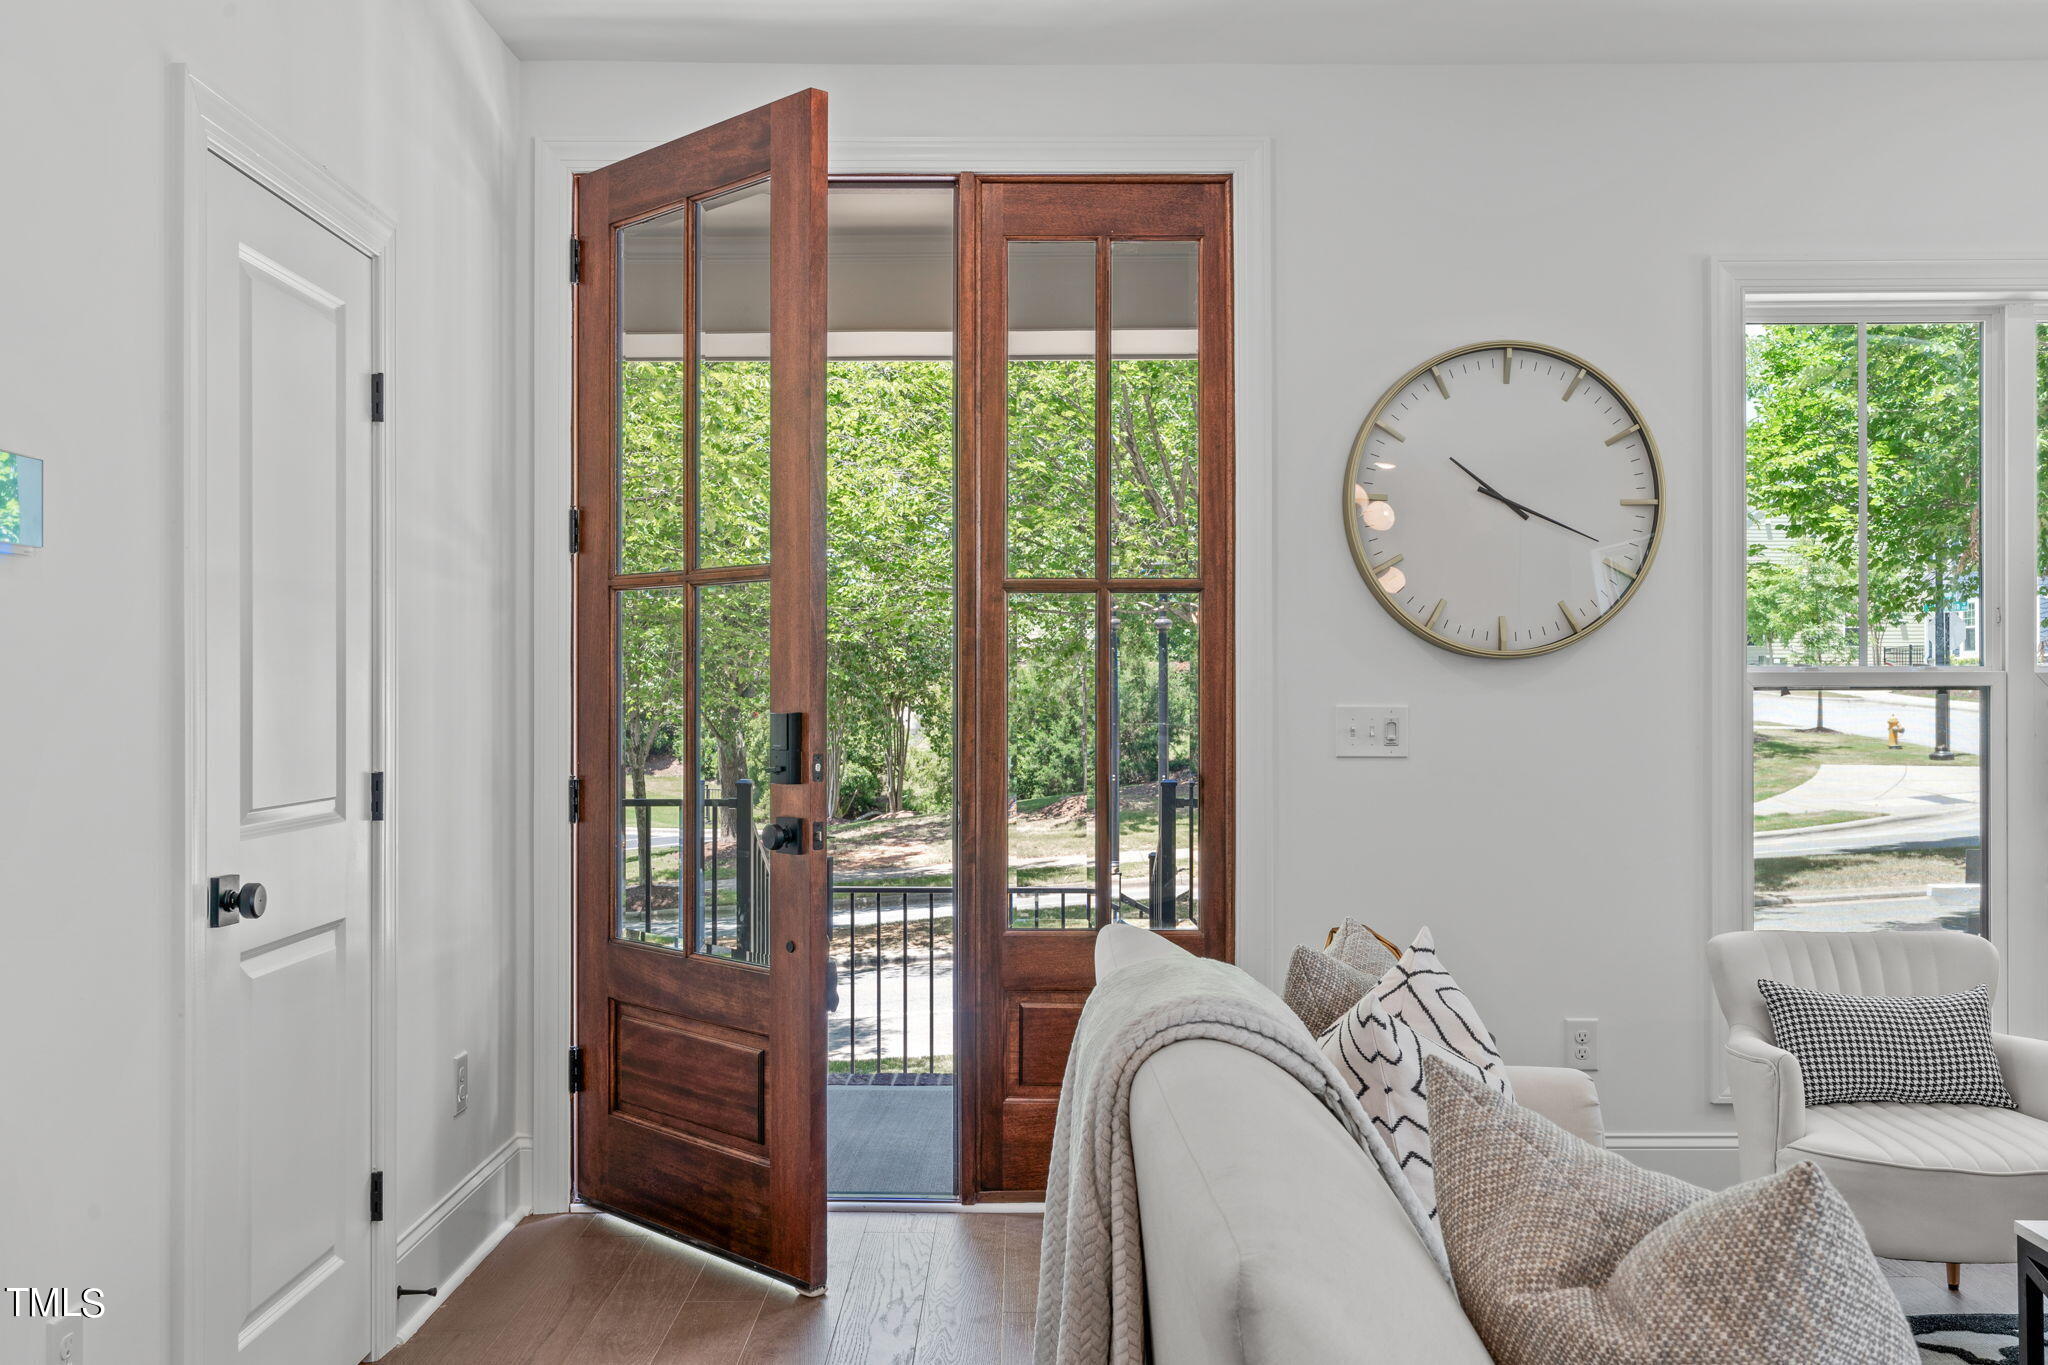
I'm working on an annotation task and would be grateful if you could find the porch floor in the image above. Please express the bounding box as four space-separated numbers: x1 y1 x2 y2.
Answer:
827 1081 955 1198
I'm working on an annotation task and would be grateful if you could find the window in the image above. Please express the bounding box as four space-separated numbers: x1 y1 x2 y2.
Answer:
1741 304 2044 939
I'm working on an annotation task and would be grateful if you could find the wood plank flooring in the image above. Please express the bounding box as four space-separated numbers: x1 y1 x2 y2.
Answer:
383 1211 2023 1365
382 1211 1040 1365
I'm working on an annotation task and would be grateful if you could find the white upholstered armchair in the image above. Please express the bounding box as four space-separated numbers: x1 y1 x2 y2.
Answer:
1707 929 2048 1288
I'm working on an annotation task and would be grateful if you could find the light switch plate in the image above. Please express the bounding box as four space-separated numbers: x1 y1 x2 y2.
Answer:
1335 705 1408 757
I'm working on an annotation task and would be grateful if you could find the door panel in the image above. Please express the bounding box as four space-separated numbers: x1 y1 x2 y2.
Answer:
198 153 375 1365
574 90 829 1290
965 177 1234 1199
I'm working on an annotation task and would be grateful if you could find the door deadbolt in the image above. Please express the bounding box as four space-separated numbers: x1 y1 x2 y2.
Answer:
209 874 268 927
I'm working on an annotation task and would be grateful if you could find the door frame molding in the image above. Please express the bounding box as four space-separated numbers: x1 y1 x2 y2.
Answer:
176 67 401 1363
524 131 1274 1215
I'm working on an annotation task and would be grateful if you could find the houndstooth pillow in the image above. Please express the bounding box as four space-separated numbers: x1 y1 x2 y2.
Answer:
1425 1056 1918 1365
1319 991 1503 1219
1757 980 2015 1108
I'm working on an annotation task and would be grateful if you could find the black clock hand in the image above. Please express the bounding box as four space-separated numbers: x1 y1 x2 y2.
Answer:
1447 458 1530 520
1507 501 1602 544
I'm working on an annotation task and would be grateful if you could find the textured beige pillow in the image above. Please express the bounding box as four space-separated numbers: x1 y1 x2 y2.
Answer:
1280 946 1374 1037
1326 918 1400 976
1423 1056 1916 1365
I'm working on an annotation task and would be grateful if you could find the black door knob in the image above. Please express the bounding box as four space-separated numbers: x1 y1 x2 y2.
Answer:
222 881 267 919
760 816 804 853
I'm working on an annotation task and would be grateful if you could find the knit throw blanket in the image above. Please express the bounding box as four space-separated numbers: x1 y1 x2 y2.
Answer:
1034 952 1447 1365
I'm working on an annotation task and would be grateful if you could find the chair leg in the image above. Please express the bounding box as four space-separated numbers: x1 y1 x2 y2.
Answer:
1946 1262 1961 1292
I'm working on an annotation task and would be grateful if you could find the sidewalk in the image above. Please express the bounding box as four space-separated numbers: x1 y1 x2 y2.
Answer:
1754 762 1979 816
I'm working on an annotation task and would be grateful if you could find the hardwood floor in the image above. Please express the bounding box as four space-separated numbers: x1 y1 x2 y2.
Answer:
382 1210 1041 1365
383 1210 2021 1364
1881 1257 2021 1318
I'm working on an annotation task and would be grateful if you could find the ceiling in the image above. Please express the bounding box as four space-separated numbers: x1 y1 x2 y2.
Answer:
473 0 2048 65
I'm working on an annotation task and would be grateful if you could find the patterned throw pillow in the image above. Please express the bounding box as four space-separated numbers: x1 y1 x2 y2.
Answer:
1320 991 1502 1218
1756 980 2015 1108
1281 946 1375 1037
1424 1057 1918 1365
1371 926 1511 1094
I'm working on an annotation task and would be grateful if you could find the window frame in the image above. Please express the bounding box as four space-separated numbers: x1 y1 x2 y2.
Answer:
1709 261 2048 1104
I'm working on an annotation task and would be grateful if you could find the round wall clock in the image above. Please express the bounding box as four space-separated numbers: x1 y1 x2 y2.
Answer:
1342 341 1662 658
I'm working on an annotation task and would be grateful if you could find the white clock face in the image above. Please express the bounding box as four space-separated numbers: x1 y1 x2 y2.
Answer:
1344 343 1661 657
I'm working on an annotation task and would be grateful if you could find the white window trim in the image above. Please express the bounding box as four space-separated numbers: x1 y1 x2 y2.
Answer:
1707 259 2048 1105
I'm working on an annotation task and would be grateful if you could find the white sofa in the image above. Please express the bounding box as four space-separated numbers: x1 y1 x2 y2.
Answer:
1708 928 2048 1270
1100 923 1604 1365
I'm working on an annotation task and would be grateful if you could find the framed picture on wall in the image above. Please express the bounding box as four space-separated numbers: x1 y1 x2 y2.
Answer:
1 450 43 555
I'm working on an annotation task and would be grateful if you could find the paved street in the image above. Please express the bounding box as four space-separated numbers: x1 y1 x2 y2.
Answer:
1753 688 1981 756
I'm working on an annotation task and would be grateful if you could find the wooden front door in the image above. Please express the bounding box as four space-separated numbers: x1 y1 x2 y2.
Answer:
573 90 831 1289
961 177 1236 1198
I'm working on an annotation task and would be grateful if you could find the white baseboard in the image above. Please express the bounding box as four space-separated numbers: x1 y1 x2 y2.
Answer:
1606 1131 1741 1188
391 1135 532 1343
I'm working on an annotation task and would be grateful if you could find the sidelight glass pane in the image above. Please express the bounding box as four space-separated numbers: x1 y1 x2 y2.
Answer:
1109 592 1199 928
1006 593 1096 928
1752 685 1984 936
1865 324 1981 666
1007 241 1097 578
617 587 690 947
616 207 690 575
1109 242 1200 578
698 181 774 569
695 580 774 965
2036 323 2047 665
1744 324 1861 666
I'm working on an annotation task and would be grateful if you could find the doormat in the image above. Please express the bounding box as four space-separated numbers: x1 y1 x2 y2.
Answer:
827 1071 954 1086
1910 1314 2023 1363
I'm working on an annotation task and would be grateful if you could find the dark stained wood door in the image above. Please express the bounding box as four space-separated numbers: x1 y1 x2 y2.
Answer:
573 90 830 1288
960 177 1235 1199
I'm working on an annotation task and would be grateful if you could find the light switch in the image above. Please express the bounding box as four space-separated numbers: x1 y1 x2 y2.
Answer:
1335 705 1408 758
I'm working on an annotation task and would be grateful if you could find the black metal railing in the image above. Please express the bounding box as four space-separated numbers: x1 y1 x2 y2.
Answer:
619 778 769 961
830 884 953 1079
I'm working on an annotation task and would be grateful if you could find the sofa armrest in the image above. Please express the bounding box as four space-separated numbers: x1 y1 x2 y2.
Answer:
1995 1032 2048 1119
1505 1065 1604 1148
1726 1023 1806 1180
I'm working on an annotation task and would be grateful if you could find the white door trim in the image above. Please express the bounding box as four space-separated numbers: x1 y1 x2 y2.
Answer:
177 67 401 1364
521 131 1276 1214
1703 256 2048 1106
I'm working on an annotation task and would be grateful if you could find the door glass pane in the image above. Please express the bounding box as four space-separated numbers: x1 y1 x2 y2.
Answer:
1006 592 1096 927
1865 323 1981 667
1007 241 1096 578
1752 685 1984 935
617 587 689 946
696 579 774 964
1109 242 1199 578
1109 592 1198 927
2039 322 2048 665
617 207 689 575
1744 323 1861 665
699 181 774 569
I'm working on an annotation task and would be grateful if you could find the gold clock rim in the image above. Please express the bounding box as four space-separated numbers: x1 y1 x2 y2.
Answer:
1342 339 1665 660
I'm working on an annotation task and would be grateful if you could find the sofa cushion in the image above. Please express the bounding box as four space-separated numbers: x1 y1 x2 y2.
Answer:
1426 1058 1917 1365
1758 980 2014 1108
1780 1102 2048 1263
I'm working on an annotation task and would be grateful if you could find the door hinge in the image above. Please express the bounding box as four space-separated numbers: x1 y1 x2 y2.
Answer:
569 507 582 554
370 771 385 822
370 371 385 423
370 1170 384 1223
569 776 583 823
570 236 583 284
569 1045 585 1093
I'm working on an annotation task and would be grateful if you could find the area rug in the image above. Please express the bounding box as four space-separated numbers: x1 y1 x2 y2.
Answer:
1910 1314 2021 1363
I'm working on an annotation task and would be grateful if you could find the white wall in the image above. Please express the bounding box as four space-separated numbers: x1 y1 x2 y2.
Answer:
523 58 2048 1182
0 3 521 1359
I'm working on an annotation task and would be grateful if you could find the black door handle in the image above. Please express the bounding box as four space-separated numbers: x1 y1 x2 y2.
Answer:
761 816 805 853
209 874 268 927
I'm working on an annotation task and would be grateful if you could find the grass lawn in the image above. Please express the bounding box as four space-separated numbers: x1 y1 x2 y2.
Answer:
1752 725 1978 803
1752 809 1879 834
1753 849 1971 894
828 1056 954 1076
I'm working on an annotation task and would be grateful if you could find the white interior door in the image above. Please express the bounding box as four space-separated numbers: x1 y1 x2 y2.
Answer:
196 150 377 1365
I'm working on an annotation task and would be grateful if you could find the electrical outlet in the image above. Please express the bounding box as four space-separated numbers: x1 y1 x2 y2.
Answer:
1334 704 1409 758
1565 1018 1598 1072
47 1320 84 1365
453 1052 469 1117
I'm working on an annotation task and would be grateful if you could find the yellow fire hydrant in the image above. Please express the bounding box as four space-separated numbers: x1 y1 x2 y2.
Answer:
1887 715 1905 749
